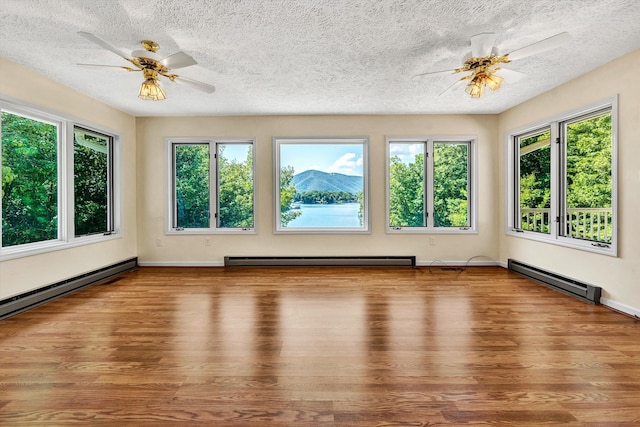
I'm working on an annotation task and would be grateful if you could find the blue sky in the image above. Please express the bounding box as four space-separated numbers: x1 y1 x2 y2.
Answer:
280 143 364 176
220 143 251 162
389 142 424 164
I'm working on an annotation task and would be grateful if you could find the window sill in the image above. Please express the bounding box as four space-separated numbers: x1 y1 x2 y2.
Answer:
166 228 257 235
505 229 617 257
0 233 122 262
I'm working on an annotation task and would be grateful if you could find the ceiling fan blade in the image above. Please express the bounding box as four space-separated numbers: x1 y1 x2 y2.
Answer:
495 68 526 82
506 32 572 62
77 63 138 72
412 69 457 79
78 31 131 60
439 78 467 97
160 51 197 70
470 33 497 58
172 75 216 93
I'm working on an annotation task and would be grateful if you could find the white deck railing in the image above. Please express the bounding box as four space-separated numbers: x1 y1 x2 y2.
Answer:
520 208 612 243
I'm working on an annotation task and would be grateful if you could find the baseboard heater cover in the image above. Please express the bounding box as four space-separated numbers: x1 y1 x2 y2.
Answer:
508 258 601 304
0 257 138 320
224 256 416 267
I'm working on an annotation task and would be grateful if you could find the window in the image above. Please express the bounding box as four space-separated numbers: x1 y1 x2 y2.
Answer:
274 137 368 233
515 127 551 235
2 110 59 247
74 126 114 236
386 137 476 233
173 143 211 229
506 97 617 255
1 100 120 260
168 138 255 233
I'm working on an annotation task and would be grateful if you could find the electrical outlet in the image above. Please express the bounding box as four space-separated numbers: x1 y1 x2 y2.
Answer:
430 237 436 246
156 238 163 247
205 238 211 246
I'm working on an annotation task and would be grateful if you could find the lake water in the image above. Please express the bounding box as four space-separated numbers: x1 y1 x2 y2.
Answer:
285 203 360 227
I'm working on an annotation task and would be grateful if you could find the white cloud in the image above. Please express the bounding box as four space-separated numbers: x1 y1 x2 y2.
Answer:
390 143 423 164
326 152 363 175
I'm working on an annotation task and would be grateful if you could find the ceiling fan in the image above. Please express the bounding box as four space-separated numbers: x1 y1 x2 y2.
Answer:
414 32 572 98
77 31 215 101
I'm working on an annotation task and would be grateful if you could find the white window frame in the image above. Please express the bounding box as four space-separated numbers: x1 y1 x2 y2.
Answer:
72 125 116 238
0 97 122 261
273 137 370 234
504 96 618 256
166 137 256 235
386 136 478 234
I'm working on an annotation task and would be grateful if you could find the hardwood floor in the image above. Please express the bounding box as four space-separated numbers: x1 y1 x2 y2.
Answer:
1 266 639 426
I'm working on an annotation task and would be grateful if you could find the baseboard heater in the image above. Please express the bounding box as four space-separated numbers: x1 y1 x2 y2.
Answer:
0 257 138 320
224 256 416 267
508 258 601 304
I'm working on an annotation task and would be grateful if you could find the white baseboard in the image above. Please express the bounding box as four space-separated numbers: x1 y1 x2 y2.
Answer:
600 298 640 318
138 261 225 267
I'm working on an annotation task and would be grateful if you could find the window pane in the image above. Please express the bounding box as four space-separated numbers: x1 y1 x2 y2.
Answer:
278 142 365 230
563 111 612 243
433 142 469 227
217 143 254 228
517 129 551 234
1 111 58 247
74 127 111 236
388 142 425 227
174 144 210 228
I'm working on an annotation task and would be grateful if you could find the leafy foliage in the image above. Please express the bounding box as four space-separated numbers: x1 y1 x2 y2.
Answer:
433 143 469 227
218 144 254 228
519 131 551 211
74 129 109 236
389 153 425 227
280 165 301 226
518 131 551 233
566 113 612 209
295 190 358 204
174 144 210 228
2 112 58 247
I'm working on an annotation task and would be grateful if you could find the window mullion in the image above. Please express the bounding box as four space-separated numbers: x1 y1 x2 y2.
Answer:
212 142 218 231
171 143 179 230
61 121 73 243
426 139 434 229
550 122 560 240
513 135 520 231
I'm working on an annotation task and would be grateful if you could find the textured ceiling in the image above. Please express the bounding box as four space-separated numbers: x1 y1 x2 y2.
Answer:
1 0 639 117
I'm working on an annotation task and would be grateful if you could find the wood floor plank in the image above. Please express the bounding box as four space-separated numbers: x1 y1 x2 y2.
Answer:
1 266 639 425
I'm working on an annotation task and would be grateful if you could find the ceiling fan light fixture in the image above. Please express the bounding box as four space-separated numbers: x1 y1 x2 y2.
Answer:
466 78 484 98
484 72 503 91
139 79 166 100
138 69 166 101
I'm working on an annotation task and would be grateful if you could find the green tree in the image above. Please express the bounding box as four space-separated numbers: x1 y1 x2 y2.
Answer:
1 112 58 247
280 165 301 226
519 131 551 211
74 130 109 236
295 190 357 204
389 154 424 227
174 144 210 228
433 144 468 227
566 113 612 209
218 145 254 228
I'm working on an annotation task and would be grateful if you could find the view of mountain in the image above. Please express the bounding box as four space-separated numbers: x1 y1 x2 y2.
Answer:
292 170 362 194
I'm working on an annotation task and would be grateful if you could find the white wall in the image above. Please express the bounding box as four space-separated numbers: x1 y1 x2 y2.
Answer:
0 58 138 300
136 114 500 265
498 49 640 314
